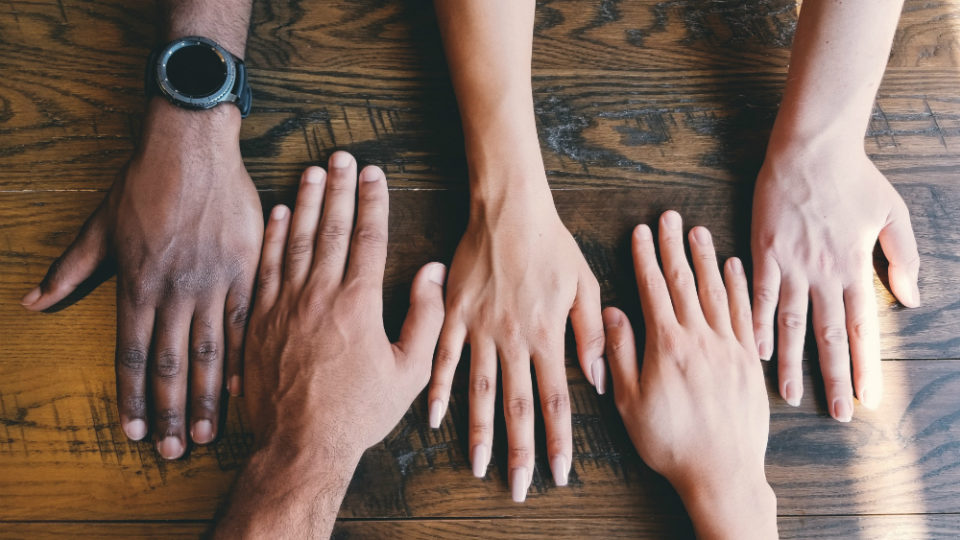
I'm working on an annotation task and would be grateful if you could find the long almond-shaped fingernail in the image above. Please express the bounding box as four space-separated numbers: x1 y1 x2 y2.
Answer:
428 399 445 429
20 287 41 306
123 419 147 441
550 455 569 487
511 467 529 503
592 359 606 395
471 444 490 478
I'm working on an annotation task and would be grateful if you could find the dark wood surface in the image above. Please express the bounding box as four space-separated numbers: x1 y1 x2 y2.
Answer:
1 0 959 538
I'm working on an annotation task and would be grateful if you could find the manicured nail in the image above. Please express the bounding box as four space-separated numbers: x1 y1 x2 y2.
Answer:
330 151 352 169
729 257 743 275
191 420 214 444
591 359 606 395
123 419 147 441
832 397 853 423
693 226 711 244
757 339 772 361
304 167 325 183
511 467 529 503
783 380 801 407
271 205 288 220
428 399 445 429
550 455 569 487
662 210 681 228
228 375 242 396
20 287 41 306
157 436 184 460
360 166 384 182
427 263 447 286
471 444 490 478
859 388 879 410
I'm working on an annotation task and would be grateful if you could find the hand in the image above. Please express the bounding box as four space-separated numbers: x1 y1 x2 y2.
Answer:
243 152 446 457
217 154 446 539
605 211 776 539
21 99 263 457
751 141 920 420
427 186 605 502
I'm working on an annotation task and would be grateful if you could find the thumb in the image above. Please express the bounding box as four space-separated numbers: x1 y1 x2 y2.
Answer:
878 195 920 308
393 262 447 385
22 203 109 311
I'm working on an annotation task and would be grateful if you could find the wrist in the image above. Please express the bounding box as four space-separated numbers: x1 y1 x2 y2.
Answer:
766 104 865 158
143 96 242 142
675 470 778 539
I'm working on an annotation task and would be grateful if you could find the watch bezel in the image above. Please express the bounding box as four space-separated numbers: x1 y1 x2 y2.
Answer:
155 36 238 110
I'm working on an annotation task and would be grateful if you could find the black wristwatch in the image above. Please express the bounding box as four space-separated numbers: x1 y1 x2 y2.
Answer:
145 36 252 118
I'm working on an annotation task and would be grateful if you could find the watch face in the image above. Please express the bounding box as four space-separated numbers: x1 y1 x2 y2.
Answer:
157 37 237 109
167 44 227 98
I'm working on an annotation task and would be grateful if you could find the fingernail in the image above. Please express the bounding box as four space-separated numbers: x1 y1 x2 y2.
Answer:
832 397 853 423
634 224 652 240
511 467 529 503
228 375 242 396
662 210 681 228
428 399 445 429
757 339 772 361
859 388 879 410
20 287 41 306
360 166 384 182
157 436 184 460
191 420 214 444
591 358 606 395
330 151 352 169
910 284 921 307
427 263 447 286
550 455 569 487
693 226 711 244
304 167 325 183
783 380 801 407
271 205 288 220
729 257 744 275
123 419 147 441
471 444 490 478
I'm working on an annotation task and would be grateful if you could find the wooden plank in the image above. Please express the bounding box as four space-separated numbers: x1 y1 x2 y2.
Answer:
1 190 959 521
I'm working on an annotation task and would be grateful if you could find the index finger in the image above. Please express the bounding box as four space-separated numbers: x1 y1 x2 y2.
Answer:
631 224 676 328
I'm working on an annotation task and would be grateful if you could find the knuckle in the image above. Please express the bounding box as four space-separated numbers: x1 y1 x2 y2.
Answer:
655 330 682 356
505 396 533 420
471 375 493 398
508 447 533 465
702 285 727 304
434 347 461 372
229 303 250 330
607 335 634 359
754 285 778 305
818 325 848 346
155 349 183 379
469 421 491 441
125 280 155 307
156 408 184 428
319 221 350 241
667 268 693 289
286 233 314 259
258 267 279 289
121 394 146 414
117 346 147 372
354 225 386 246
582 330 605 353
850 319 873 340
191 341 220 367
779 312 806 331
542 392 570 418
193 393 219 414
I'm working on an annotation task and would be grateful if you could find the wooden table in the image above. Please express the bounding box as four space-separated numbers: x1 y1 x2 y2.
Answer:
1 1 959 537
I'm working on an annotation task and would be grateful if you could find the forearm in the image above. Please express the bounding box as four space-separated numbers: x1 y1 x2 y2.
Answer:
214 439 361 539
676 472 778 540
161 0 252 58
434 0 549 204
771 0 905 149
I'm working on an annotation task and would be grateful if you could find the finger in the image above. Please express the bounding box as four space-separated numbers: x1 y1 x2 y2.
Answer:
345 166 389 285
501 349 535 503
751 254 781 361
255 205 291 313
22 202 108 311
631 224 675 327
602 307 639 404
777 276 808 407
224 280 253 398
189 300 226 444
688 226 731 333
532 335 572 488
115 295 154 442
724 258 755 349
393 263 447 391
570 269 606 395
312 151 358 285
844 281 882 410
283 167 327 289
467 339 497 479
879 195 920 307
811 284 854 422
658 210 702 326
151 305 193 459
427 315 467 429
